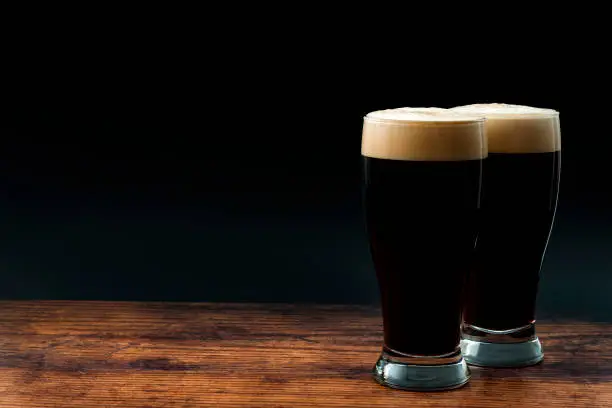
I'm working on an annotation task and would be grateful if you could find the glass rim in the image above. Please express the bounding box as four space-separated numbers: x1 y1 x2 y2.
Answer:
478 111 560 120
363 116 486 127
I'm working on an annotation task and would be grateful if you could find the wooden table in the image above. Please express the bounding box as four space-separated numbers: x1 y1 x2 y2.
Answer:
0 301 610 407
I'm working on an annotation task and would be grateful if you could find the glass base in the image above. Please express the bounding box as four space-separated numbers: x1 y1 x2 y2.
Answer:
372 347 470 391
461 323 543 367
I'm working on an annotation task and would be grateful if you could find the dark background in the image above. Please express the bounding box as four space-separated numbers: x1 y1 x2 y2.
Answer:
1 12 610 322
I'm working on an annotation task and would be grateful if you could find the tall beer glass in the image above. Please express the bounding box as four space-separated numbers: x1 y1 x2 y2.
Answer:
362 107 486 390
451 104 561 367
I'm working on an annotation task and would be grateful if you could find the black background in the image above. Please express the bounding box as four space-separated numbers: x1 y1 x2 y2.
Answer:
1 10 610 322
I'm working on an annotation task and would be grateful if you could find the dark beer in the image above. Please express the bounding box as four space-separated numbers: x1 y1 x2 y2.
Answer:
463 151 561 329
362 108 486 358
364 157 482 355
451 104 561 335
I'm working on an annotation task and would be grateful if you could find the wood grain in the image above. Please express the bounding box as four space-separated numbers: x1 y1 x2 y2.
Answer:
0 301 610 407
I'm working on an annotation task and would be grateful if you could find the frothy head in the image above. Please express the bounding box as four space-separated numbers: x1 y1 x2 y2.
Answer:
362 107 487 161
450 103 561 153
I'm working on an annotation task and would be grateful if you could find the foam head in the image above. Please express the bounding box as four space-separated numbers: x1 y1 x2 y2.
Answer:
450 103 560 154
361 107 487 161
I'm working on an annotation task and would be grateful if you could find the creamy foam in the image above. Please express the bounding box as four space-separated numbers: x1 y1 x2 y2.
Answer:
450 103 560 154
362 107 487 161
366 107 482 123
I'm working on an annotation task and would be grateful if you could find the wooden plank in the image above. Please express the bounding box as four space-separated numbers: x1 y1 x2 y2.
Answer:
0 301 610 407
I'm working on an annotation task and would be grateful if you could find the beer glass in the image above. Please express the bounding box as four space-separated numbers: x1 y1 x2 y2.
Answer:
362 107 486 390
451 104 561 367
